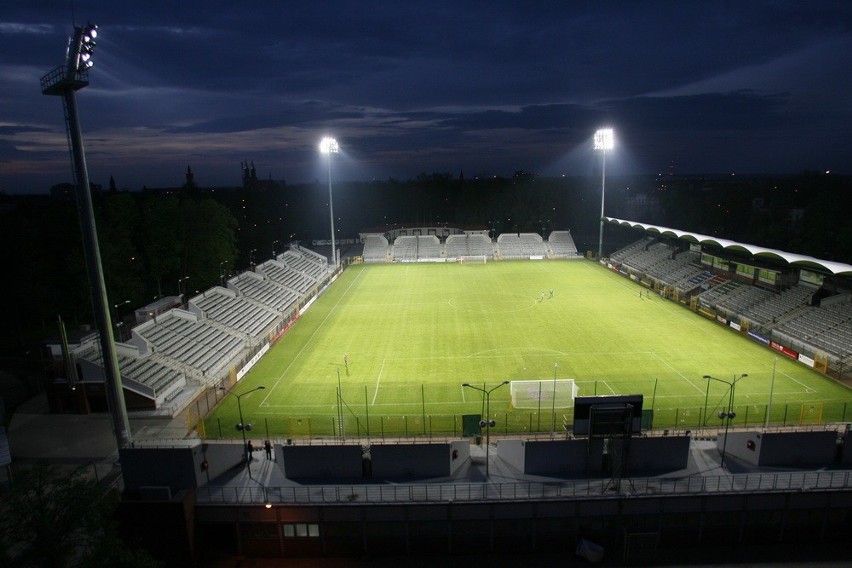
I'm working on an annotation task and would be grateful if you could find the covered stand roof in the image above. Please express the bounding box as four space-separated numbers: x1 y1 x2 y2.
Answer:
605 217 852 277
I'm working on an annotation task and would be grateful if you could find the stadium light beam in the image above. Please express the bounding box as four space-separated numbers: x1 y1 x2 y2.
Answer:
40 23 133 450
319 136 340 268
703 373 747 468
220 385 266 479
594 128 614 260
462 381 510 480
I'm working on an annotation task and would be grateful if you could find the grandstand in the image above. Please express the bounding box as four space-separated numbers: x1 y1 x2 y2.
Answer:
132 310 245 381
496 233 548 259
391 235 418 261
606 217 852 377
228 271 299 314
189 287 279 341
445 233 494 259
362 234 390 263
74 340 188 408
547 230 581 258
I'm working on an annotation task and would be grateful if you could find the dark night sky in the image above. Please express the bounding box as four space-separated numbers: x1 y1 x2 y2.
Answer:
2 1 851 194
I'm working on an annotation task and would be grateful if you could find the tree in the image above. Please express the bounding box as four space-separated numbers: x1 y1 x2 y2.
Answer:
0 462 158 567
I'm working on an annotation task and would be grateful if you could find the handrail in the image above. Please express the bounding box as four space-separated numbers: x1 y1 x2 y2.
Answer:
195 470 852 506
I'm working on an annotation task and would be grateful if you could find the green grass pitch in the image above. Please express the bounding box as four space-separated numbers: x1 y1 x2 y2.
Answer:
205 261 852 438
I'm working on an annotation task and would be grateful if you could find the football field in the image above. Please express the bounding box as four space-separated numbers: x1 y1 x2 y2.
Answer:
206 261 852 438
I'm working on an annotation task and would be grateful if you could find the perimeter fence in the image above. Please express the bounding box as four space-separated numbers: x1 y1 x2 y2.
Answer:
202 400 852 440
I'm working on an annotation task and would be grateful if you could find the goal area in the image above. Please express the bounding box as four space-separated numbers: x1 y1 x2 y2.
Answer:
510 379 579 409
458 255 487 264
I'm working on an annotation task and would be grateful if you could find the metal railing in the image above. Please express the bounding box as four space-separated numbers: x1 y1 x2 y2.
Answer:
196 469 852 506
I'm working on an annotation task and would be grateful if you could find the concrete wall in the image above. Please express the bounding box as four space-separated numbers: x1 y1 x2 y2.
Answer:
195 442 245 487
722 430 838 467
121 442 249 494
842 429 852 466
496 439 525 471
370 444 451 479
281 445 363 480
449 441 469 475
523 439 590 476
120 446 197 495
627 436 690 472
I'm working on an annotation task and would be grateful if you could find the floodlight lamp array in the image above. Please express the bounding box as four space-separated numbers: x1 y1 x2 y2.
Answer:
73 23 99 73
594 128 614 151
319 136 339 154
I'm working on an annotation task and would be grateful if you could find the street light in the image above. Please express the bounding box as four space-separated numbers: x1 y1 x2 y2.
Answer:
594 128 614 260
112 299 130 341
219 384 266 479
219 261 229 287
41 23 132 450
462 381 510 480
178 276 190 299
319 136 339 268
703 373 748 468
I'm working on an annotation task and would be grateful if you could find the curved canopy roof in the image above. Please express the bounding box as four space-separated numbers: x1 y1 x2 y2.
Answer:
605 217 852 277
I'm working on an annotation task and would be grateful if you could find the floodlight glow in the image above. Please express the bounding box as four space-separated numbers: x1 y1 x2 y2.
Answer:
594 127 615 260
319 136 339 154
594 128 614 151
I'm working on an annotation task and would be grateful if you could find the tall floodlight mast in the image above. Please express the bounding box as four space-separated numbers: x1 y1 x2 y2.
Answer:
319 137 340 267
594 128 614 260
41 24 133 449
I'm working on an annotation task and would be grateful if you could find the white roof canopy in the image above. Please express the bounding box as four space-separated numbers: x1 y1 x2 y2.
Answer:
605 217 852 277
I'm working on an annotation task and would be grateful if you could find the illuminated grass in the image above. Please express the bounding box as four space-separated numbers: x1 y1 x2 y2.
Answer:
206 261 852 438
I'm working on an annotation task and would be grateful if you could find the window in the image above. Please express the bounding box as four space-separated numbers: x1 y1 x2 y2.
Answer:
282 523 319 538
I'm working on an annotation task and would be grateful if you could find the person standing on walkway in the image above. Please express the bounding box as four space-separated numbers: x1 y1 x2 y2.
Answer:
264 439 273 460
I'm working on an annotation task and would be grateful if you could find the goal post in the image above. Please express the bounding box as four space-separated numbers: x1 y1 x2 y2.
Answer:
510 379 579 409
459 255 487 264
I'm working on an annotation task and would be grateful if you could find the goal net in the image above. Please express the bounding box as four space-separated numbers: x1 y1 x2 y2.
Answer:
459 255 487 264
510 379 579 409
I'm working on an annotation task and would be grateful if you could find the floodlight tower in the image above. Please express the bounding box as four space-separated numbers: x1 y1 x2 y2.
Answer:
594 128 614 260
319 136 340 267
41 23 133 449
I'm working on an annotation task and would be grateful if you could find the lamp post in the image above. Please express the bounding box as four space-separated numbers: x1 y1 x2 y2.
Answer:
41 23 132 450
219 385 266 479
112 299 130 341
178 276 190 299
703 374 748 468
219 261 229 287
594 128 614 260
765 358 778 429
272 240 281 259
551 362 558 436
249 249 257 268
319 136 339 268
462 381 510 480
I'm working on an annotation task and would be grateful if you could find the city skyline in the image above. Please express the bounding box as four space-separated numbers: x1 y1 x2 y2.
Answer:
2 1 851 194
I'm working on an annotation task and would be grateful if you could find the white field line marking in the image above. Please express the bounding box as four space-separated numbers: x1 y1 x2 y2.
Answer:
371 359 386 405
652 352 707 395
779 369 817 394
260 267 366 405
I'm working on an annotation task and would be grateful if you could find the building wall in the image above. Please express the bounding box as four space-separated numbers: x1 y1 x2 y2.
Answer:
194 489 852 561
722 430 838 467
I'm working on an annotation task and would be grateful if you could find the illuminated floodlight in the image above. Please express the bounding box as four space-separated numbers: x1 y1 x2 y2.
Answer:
594 127 615 259
594 128 614 151
319 136 339 155
320 136 340 267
